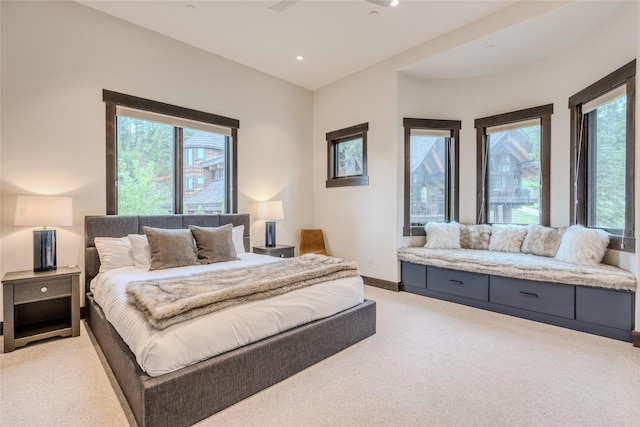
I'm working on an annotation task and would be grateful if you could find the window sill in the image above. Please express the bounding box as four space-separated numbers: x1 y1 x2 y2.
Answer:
326 176 369 188
403 225 426 237
608 234 635 253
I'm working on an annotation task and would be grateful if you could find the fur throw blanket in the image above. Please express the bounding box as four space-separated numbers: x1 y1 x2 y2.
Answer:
127 253 359 330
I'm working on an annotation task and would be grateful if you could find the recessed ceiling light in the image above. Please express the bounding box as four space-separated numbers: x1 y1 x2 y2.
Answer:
390 0 399 6
296 55 304 61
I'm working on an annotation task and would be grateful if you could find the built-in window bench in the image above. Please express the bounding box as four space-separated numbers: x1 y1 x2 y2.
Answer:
398 247 636 342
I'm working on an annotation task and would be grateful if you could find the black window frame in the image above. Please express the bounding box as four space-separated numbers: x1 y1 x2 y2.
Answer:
568 60 636 253
403 118 460 236
475 104 553 226
103 90 239 215
326 122 369 187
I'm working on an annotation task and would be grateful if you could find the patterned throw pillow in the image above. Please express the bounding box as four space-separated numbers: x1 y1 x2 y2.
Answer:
460 224 492 250
521 225 565 257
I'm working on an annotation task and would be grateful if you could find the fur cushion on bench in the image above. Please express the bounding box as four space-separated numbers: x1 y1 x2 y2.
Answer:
398 247 636 292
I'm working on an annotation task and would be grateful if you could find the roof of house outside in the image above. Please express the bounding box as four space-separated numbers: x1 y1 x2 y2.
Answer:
184 130 225 150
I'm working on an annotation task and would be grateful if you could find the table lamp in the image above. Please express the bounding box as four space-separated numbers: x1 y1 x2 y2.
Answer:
256 200 284 247
14 195 73 272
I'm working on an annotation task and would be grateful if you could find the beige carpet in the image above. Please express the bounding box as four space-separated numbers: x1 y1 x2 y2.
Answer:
1 286 639 427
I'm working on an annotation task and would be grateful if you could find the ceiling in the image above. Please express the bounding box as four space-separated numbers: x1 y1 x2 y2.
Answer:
77 0 627 91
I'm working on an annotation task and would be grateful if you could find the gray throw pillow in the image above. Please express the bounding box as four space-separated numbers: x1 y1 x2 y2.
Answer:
142 227 198 271
189 224 239 264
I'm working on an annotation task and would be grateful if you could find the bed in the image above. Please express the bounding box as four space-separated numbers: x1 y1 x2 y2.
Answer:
84 214 376 427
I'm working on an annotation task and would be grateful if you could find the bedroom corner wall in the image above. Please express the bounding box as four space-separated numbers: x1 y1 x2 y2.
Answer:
0 1 313 321
314 1 637 288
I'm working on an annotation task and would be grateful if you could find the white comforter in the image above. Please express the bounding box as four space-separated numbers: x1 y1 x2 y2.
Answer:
90 253 364 377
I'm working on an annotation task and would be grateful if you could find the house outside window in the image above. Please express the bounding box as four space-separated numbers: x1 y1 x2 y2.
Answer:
403 118 460 236
569 60 635 252
326 123 369 187
104 90 239 215
475 104 552 226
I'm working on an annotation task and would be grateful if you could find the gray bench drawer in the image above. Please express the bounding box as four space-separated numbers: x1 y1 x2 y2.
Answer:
490 276 574 319
427 267 489 301
401 262 426 289
576 287 634 330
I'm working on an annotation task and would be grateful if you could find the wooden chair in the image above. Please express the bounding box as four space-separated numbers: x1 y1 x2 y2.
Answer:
299 229 329 256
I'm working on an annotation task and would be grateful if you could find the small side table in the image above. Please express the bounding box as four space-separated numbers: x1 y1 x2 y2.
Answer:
2 266 80 353
253 245 295 258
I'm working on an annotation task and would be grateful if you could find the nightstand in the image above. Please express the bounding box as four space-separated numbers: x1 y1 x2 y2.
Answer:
2 266 80 353
253 245 295 258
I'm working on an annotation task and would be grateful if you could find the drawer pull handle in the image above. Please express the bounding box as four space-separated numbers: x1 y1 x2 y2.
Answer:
520 291 538 298
41 286 48 293
449 280 463 286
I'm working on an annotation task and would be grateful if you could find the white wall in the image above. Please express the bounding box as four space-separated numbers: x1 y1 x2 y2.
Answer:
314 1 638 288
0 1 313 320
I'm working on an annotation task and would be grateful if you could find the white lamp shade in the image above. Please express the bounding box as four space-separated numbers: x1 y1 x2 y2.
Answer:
15 195 73 227
256 200 284 221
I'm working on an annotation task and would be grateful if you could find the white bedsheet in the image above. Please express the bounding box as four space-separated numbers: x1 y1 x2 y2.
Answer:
90 253 364 377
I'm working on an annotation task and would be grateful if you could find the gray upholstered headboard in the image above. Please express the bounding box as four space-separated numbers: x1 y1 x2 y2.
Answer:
84 214 250 292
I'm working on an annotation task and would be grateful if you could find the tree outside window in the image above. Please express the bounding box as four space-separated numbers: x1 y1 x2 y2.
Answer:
104 90 239 215
569 60 635 252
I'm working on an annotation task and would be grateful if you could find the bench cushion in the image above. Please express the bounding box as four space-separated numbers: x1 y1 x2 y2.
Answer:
397 247 636 292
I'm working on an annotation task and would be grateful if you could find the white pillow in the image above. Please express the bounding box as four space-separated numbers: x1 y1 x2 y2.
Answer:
424 222 461 249
488 225 527 253
94 237 134 272
232 225 246 254
555 224 609 266
128 234 151 268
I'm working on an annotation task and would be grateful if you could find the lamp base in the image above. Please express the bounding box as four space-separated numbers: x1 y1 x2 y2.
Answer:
33 229 57 272
265 221 277 247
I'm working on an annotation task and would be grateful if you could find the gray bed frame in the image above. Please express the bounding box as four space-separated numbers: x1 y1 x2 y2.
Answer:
84 214 376 427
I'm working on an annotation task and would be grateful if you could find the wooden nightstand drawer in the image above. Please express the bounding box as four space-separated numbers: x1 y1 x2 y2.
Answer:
14 278 71 304
253 245 295 258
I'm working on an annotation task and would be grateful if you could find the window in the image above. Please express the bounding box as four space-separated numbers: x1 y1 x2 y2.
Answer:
569 60 635 252
403 118 460 236
475 104 552 226
104 90 239 215
326 123 369 187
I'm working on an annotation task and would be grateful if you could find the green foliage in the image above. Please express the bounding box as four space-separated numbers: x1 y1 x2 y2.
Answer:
117 159 172 215
117 117 174 214
591 96 626 230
